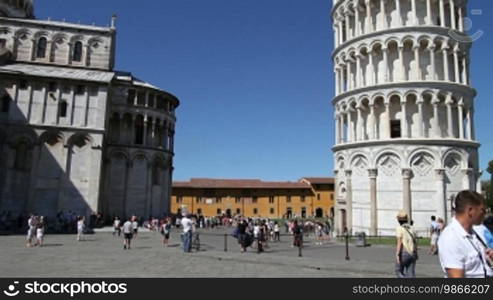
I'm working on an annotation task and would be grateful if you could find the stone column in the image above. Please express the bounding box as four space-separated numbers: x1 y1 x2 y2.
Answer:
470 106 476 141
356 105 363 141
347 110 353 142
151 119 157 147
369 104 376 139
345 13 351 40
383 46 389 82
446 95 454 138
449 0 456 30
442 44 450 81
466 106 473 140
335 114 340 144
458 5 464 31
345 170 353 234
339 112 345 144
417 96 424 137
461 56 468 85
365 0 372 33
143 116 148 146
145 91 150 108
341 64 346 92
334 24 339 48
356 54 362 88
130 115 136 145
369 168 378 236
453 48 460 83
368 49 374 85
162 120 169 150
123 160 132 218
398 45 405 81
439 0 446 27
395 0 402 26
346 60 352 90
401 99 408 138
338 19 344 44
426 0 432 25
462 168 472 191
402 168 413 222
335 68 340 95
413 45 421 80
476 171 483 193
429 46 436 80
435 169 447 222
118 113 125 144
432 96 441 138
458 100 464 139
354 2 361 36
380 0 386 30
145 161 153 217
384 102 391 139
411 0 417 25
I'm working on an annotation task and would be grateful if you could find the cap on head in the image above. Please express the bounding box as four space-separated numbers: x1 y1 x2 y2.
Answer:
397 210 408 221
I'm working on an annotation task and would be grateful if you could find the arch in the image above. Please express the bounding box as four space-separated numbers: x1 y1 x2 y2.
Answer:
357 43 369 54
0 26 13 34
387 91 403 102
401 35 417 47
336 154 346 171
51 33 68 43
108 149 130 161
374 149 403 169
421 89 436 98
370 92 385 105
33 30 49 40
350 154 369 176
357 93 371 103
87 37 103 47
14 28 30 39
441 148 467 169
130 151 149 163
38 130 65 146
384 37 401 48
408 148 438 167
67 133 93 151
369 40 384 52
403 90 420 99
69 34 85 44
8 130 36 147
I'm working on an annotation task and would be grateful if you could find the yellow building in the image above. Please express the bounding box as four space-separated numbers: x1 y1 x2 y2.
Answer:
171 178 335 219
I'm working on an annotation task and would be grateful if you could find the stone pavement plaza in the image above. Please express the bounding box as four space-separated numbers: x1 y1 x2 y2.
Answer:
0 228 443 278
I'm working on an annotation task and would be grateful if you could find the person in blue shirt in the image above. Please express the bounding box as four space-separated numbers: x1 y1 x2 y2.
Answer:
484 216 493 249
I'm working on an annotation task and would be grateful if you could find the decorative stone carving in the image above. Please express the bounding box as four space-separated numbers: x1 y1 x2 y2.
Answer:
411 152 434 177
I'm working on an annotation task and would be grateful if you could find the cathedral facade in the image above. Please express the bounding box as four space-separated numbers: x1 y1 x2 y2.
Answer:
331 0 480 236
0 0 179 220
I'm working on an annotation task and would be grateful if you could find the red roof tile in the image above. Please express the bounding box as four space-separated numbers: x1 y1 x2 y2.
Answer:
173 178 311 189
300 177 335 184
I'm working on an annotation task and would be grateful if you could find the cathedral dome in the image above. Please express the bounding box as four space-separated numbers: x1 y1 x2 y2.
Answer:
0 0 34 19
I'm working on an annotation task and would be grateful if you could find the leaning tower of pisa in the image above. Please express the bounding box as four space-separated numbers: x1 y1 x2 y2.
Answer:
331 0 480 236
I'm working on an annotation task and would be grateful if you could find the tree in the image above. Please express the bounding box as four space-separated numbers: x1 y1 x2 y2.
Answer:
487 160 493 209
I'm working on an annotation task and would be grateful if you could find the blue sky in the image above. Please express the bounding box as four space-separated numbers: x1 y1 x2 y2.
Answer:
36 0 492 181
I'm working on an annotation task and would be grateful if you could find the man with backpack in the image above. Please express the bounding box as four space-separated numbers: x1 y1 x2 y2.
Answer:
395 210 418 278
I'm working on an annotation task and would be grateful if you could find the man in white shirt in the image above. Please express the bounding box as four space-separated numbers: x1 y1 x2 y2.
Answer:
122 217 133 250
181 214 193 252
429 216 440 255
438 191 493 278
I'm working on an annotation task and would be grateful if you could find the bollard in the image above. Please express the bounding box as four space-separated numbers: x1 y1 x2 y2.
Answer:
224 234 227 252
345 232 350 261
